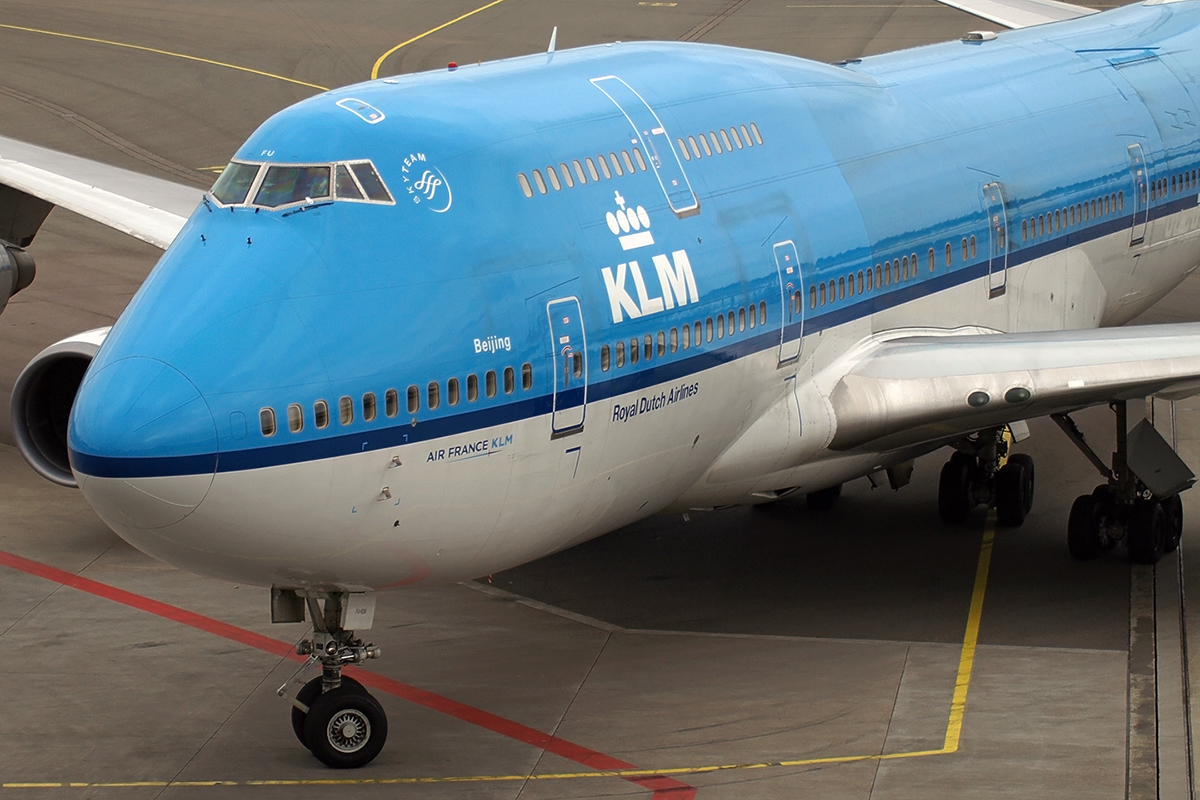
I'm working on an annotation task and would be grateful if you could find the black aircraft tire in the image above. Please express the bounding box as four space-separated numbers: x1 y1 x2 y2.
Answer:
938 457 972 524
291 676 368 749
1008 454 1034 514
995 460 1029 527
1067 494 1102 561
1129 500 1167 565
1164 494 1184 554
304 686 388 769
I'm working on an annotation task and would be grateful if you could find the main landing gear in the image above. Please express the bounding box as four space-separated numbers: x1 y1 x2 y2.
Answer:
937 425 1034 527
1054 402 1192 564
275 591 386 768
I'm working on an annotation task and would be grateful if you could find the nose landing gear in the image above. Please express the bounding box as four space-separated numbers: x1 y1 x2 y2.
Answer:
276 591 386 768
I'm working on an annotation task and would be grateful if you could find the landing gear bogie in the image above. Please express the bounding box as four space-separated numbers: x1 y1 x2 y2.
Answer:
937 427 1033 526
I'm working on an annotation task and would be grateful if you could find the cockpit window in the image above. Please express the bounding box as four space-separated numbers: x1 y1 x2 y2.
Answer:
208 159 394 210
254 165 331 208
349 162 391 202
210 162 260 205
335 164 364 200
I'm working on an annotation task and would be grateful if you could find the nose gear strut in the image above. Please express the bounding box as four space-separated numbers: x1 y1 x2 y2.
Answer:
276 591 386 768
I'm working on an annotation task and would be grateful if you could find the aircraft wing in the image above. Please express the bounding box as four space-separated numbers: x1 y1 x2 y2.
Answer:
827 324 1200 453
0 135 201 250
932 0 1097 28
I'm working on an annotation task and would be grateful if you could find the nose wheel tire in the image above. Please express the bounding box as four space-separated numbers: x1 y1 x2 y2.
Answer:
291 675 368 749
303 685 388 769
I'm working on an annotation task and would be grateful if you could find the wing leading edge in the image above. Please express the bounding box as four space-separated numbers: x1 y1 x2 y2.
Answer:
932 0 1097 28
0 136 200 250
827 324 1200 453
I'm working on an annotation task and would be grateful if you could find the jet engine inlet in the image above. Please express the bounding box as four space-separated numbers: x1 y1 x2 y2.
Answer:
11 328 110 487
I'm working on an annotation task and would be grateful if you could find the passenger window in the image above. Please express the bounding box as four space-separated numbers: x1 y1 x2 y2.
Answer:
682 324 691 349
670 327 679 353
706 318 713 342
385 389 399 417
719 130 733 152
1055 209 1060 230
532 169 547 194
339 396 354 424
699 135 713 157
739 307 746 331
884 262 891 286
839 276 846 299
546 166 561 191
621 150 635 174
485 370 497 398
903 256 909 280
748 305 756 328
504 366 516 394
1118 191 1124 211
609 153 623 177
349 162 392 202
601 344 611 372
944 244 951 266
709 132 722 154
717 314 724 339
573 160 587 184
969 236 976 258
447 378 460 406
287 403 303 433
314 399 330 428
1022 219 1028 241
677 138 691 161
858 270 865 293
688 136 702 159
335 164 364 200
633 148 647 171
427 382 440 411
467 374 479 402
598 156 612 180
962 238 968 261
406 386 419 414
559 163 574 188
211 161 260 205
741 124 754 147
362 392 377 421
254 165 331 208
728 311 736 332
820 282 826 305
643 334 652 360
759 301 767 325
630 338 639 364
616 340 626 367
260 407 277 437
750 123 763 145
657 331 666 357
847 275 854 297
585 157 600 181
695 321 703 345
518 174 533 198
730 127 744 149
873 265 880 288
928 249 935 271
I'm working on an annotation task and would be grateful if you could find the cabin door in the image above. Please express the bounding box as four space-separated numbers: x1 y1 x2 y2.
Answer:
547 297 587 436
773 240 803 364
1127 143 1149 246
982 182 1009 298
591 76 699 217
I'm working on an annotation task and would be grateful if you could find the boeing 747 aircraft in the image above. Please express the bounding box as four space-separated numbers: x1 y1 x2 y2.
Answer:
3 0 1200 768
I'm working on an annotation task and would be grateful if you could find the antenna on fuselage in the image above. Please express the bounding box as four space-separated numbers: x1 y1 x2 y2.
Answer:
547 26 558 60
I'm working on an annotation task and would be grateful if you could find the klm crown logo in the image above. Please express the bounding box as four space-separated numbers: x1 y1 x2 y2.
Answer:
606 191 654 251
600 192 698 324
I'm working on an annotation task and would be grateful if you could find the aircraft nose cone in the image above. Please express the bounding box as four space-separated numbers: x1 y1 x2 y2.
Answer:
70 356 217 530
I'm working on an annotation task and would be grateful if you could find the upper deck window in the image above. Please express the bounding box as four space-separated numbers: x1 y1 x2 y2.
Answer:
209 159 394 210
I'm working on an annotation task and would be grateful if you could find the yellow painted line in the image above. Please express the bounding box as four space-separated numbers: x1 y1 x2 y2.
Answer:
371 0 509 80
0 23 328 92
1 518 997 789
944 512 995 751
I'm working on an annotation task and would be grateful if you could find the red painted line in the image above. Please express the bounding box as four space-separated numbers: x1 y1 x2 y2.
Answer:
0 549 695 799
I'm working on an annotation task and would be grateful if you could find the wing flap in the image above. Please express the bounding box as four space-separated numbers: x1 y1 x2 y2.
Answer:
0 136 201 250
828 324 1200 453
933 0 1097 28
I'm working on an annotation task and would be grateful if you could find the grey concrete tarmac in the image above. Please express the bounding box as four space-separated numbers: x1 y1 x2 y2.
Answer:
0 1 1164 798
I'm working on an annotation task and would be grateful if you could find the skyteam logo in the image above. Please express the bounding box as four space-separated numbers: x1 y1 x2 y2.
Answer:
601 192 699 324
401 152 452 213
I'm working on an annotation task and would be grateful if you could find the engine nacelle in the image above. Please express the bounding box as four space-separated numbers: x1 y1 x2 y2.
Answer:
0 241 36 315
11 327 110 487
